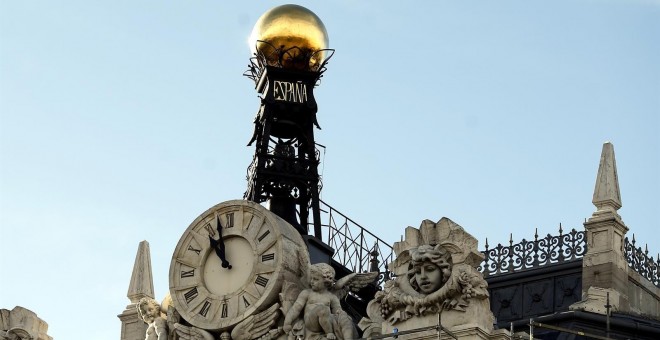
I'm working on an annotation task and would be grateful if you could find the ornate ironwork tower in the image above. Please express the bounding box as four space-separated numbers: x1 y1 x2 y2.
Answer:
243 5 334 239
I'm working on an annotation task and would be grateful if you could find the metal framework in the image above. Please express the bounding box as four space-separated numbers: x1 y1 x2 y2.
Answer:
624 234 660 287
243 41 334 238
315 199 393 285
479 225 586 277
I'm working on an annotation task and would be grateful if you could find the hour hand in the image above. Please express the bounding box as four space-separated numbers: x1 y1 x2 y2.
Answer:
209 235 232 269
209 214 232 269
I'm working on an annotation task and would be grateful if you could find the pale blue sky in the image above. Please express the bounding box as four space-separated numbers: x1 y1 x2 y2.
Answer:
1 1 658 339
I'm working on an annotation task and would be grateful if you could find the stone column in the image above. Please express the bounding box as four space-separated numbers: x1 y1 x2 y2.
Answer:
572 142 630 314
118 240 154 340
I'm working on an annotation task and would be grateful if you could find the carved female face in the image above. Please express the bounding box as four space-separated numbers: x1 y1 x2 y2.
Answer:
413 261 444 294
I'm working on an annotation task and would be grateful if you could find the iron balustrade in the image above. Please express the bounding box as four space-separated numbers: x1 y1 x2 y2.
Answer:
479 225 586 277
624 234 660 287
310 204 660 289
315 200 393 285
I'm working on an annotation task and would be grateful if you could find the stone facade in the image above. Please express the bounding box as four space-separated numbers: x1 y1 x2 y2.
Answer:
0 306 52 340
359 218 502 340
116 142 660 339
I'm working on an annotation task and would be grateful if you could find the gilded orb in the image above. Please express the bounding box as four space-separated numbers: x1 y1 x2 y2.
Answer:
249 4 329 70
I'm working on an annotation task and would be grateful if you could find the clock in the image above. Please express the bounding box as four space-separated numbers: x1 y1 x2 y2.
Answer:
169 199 310 331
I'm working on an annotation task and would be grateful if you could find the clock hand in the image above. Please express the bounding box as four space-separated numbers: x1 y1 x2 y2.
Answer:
209 215 232 269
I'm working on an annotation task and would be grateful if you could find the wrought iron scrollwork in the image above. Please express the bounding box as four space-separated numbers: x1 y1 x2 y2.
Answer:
244 40 335 86
478 225 586 277
624 234 660 287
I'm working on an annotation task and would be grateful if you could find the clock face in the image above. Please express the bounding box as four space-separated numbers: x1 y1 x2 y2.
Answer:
169 200 308 331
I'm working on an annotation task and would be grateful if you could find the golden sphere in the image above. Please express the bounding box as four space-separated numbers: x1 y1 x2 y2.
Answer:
249 4 329 70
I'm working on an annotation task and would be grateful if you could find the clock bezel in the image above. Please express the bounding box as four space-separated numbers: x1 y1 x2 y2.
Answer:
168 199 308 331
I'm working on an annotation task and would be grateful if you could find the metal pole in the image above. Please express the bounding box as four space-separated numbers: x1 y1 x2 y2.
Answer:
529 318 534 340
605 292 611 338
437 312 441 340
531 321 612 340
510 322 514 339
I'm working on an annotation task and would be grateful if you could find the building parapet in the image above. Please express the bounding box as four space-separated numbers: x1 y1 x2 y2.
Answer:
478 225 586 277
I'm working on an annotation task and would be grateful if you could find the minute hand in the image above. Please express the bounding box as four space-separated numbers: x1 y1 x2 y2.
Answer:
209 214 232 269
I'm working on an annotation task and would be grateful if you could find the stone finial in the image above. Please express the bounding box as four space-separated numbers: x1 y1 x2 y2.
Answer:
592 142 622 217
127 240 154 303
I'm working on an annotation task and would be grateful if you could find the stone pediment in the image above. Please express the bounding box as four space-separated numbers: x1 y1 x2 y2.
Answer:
391 217 484 276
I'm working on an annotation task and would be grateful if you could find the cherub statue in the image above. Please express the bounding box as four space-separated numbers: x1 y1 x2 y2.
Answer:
137 297 168 340
283 263 378 340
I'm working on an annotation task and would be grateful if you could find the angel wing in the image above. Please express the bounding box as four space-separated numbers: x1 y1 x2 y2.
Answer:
333 271 380 300
166 305 181 340
279 280 302 316
173 323 214 340
230 303 281 340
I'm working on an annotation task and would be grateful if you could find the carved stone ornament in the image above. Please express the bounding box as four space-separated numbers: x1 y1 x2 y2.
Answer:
161 263 376 340
137 297 169 340
362 218 495 335
0 307 52 340
282 263 378 340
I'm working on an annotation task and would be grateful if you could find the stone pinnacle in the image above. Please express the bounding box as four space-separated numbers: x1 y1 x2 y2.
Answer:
127 240 154 303
592 142 622 216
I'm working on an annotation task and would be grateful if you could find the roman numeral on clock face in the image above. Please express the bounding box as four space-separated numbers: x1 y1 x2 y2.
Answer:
255 275 268 287
243 296 250 307
226 213 234 228
187 245 201 255
204 223 216 237
184 287 198 303
221 304 228 318
258 230 270 242
181 269 194 278
199 301 211 317
261 253 274 262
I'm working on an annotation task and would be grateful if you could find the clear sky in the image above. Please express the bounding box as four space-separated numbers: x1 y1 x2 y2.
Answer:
1 1 658 339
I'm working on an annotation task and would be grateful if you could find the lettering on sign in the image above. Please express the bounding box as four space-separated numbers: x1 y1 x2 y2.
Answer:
273 81 308 103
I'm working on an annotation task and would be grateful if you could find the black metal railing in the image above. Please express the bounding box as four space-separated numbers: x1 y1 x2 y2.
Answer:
624 234 660 287
479 225 586 277
315 200 393 284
